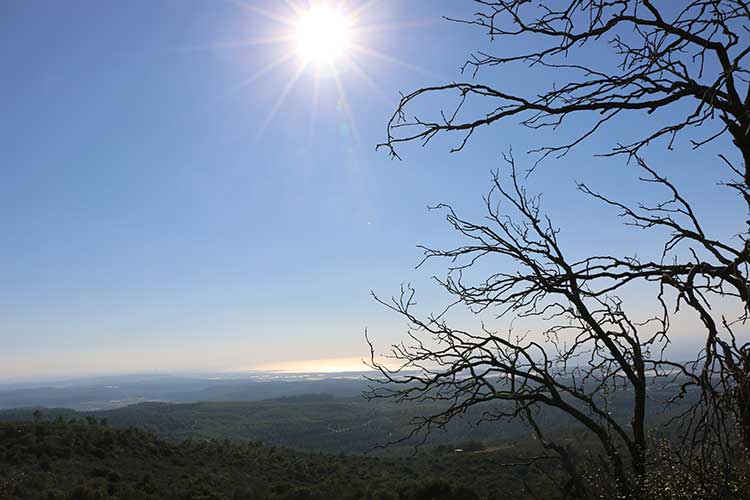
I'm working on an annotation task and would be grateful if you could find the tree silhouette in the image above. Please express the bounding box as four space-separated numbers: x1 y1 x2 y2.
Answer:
368 1 750 498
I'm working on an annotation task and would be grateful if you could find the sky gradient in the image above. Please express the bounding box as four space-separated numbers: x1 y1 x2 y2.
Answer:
1 1 741 379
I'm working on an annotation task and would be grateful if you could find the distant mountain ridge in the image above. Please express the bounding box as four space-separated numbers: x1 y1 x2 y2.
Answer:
0 373 371 411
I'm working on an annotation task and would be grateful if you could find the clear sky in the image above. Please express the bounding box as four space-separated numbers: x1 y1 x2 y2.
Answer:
1 1 740 379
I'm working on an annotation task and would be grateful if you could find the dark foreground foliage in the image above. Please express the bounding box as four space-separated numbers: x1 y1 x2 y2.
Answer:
2 420 747 500
0 421 525 500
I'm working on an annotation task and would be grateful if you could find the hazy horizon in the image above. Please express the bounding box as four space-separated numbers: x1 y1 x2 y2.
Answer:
0 356 377 384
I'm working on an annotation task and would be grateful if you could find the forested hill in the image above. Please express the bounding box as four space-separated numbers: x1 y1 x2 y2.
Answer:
0 380 689 456
0 396 536 455
0 393 734 499
0 420 535 500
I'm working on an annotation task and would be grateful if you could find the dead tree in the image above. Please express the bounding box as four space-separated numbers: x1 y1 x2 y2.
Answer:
368 1 750 498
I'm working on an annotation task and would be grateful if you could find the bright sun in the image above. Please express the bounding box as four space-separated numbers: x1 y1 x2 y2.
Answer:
213 1 426 139
294 6 351 66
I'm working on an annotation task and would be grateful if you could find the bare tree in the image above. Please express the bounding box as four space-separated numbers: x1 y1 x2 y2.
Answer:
368 1 750 498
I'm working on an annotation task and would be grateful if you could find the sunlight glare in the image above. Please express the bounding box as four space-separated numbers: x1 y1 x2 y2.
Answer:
294 6 351 66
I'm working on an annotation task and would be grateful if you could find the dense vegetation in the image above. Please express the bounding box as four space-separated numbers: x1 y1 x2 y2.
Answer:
0 420 546 500
0 396 541 455
0 390 745 499
0 379 690 456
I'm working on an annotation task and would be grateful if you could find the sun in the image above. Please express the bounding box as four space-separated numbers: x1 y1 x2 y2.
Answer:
204 1 432 140
294 6 351 66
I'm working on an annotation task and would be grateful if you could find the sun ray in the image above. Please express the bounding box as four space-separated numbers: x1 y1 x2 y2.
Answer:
281 0 306 17
228 0 297 26
307 67 322 141
348 0 380 21
350 43 443 80
180 34 295 52
331 69 362 149
345 57 390 105
255 60 308 140
220 52 297 101
356 18 439 35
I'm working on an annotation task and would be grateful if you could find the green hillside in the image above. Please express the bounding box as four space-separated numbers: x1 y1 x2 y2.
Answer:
0 421 548 500
0 381 694 456
0 397 537 455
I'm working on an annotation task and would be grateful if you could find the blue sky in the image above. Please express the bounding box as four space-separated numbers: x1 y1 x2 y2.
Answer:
1 1 740 379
